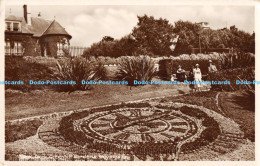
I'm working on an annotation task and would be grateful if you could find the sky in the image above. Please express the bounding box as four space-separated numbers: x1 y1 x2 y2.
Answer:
5 5 255 47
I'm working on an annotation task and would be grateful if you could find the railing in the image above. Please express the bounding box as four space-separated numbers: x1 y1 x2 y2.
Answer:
69 46 87 57
5 45 87 57
191 48 230 54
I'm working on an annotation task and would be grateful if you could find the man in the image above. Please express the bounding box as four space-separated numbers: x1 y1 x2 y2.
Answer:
208 60 218 73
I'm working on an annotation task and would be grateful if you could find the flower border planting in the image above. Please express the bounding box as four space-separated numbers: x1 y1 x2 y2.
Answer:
5 119 43 143
5 92 252 161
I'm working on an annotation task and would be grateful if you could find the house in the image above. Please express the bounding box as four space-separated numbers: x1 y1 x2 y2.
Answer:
5 5 72 57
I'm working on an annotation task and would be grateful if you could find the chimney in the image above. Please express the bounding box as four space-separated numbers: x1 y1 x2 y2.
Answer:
23 5 27 22
23 5 31 25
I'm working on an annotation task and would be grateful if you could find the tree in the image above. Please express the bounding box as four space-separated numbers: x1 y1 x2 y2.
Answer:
173 21 255 54
113 34 138 57
82 34 137 58
102 36 114 42
249 32 255 53
173 20 201 54
132 15 176 56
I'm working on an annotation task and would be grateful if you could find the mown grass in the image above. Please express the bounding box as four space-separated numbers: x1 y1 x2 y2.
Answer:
163 91 255 142
162 91 220 113
219 91 255 142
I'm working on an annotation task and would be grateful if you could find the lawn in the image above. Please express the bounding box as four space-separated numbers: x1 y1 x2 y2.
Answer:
218 90 255 141
163 90 255 142
5 56 193 120
5 83 190 120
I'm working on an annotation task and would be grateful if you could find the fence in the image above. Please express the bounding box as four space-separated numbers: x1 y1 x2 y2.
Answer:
69 46 87 57
191 48 230 54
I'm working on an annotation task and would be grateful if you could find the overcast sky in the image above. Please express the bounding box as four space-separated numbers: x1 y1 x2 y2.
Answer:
5 5 255 47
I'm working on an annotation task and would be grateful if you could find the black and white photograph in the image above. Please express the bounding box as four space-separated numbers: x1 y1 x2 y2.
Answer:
0 0 258 164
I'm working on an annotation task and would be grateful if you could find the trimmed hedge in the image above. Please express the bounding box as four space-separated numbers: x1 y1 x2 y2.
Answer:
158 59 221 80
5 56 54 91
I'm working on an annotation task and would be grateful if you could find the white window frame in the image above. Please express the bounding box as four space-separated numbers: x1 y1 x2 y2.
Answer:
57 42 63 56
5 21 21 32
5 41 23 56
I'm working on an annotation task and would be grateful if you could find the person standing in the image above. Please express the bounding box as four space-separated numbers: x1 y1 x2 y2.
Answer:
193 64 202 92
176 65 185 82
208 60 218 73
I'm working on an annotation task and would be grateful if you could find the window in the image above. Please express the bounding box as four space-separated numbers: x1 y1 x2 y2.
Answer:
5 41 23 56
6 22 12 31
5 22 21 32
5 41 11 55
13 23 20 31
57 42 63 56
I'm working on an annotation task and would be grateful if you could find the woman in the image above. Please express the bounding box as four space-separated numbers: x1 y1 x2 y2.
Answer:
176 65 185 82
193 64 202 91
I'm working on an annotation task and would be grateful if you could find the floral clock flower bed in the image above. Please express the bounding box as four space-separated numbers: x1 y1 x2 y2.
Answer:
5 99 248 161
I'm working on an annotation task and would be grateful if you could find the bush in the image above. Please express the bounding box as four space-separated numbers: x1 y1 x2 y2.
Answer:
5 56 54 91
53 57 108 91
158 59 221 80
219 52 255 69
207 67 255 91
116 56 156 85
82 34 137 58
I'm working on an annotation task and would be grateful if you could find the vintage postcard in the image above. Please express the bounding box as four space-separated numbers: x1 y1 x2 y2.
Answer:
0 0 258 165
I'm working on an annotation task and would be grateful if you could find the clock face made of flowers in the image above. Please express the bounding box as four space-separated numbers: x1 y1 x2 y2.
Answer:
39 103 222 158
77 108 199 147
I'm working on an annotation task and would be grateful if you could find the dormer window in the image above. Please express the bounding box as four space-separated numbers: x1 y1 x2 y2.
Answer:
6 22 12 31
13 23 20 31
5 21 21 32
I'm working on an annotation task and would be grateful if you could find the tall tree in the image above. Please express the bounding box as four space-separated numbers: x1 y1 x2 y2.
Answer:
173 20 202 54
132 15 176 56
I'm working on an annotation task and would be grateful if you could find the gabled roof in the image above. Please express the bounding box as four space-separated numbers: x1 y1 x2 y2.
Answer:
5 15 71 38
28 17 52 37
42 20 72 39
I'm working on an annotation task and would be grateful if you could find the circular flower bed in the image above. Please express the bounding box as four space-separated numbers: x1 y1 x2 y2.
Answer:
45 102 222 159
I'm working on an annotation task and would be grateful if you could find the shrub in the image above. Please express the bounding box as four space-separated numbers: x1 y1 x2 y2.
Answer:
82 34 137 58
219 52 255 69
207 67 255 91
116 56 156 85
5 56 54 91
53 57 108 91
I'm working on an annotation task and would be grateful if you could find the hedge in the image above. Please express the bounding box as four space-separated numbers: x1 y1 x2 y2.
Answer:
5 56 54 91
158 59 221 80
207 67 255 91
